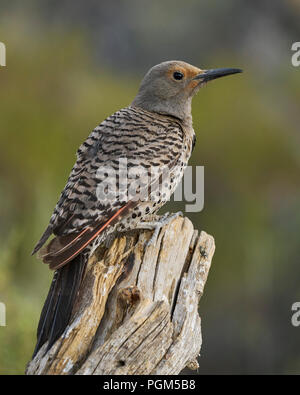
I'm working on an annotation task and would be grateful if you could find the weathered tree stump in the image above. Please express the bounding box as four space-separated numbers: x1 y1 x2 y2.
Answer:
26 216 215 375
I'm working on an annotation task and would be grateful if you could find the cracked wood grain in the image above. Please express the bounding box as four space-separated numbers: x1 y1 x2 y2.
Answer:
26 216 215 375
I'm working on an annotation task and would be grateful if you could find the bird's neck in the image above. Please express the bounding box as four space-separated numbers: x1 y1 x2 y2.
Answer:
131 96 193 129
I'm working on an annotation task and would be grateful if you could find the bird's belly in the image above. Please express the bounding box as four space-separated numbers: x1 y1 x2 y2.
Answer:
115 158 188 232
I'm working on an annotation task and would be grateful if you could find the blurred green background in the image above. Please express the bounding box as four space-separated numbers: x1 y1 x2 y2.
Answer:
0 0 300 374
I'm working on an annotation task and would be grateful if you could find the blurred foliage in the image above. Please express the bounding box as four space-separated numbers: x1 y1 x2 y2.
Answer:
1 2 300 374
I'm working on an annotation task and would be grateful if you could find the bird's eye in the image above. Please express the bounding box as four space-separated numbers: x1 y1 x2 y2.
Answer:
173 71 184 80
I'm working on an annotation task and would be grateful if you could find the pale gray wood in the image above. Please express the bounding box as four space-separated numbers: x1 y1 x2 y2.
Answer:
26 216 215 375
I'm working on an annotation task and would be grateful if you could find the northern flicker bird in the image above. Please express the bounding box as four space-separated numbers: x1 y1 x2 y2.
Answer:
32 61 242 357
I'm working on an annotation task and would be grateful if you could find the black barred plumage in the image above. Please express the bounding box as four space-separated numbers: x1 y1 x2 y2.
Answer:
31 60 242 357
43 106 190 237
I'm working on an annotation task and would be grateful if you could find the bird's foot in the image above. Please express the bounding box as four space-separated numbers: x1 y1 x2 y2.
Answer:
136 211 183 247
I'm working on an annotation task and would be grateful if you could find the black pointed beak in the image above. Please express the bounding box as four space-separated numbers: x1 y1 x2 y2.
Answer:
194 68 243 82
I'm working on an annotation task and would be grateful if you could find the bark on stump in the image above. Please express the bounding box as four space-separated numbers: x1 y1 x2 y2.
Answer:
26 216 215 375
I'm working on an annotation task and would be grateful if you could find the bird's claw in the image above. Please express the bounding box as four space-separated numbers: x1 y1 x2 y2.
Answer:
146 211 183 247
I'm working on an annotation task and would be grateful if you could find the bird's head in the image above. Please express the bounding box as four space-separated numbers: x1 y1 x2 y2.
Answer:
132 60 242 124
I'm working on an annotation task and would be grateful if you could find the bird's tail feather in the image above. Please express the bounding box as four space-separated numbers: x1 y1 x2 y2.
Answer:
32 253 87 358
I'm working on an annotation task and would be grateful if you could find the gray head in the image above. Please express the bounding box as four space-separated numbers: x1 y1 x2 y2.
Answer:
132 60 242 124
